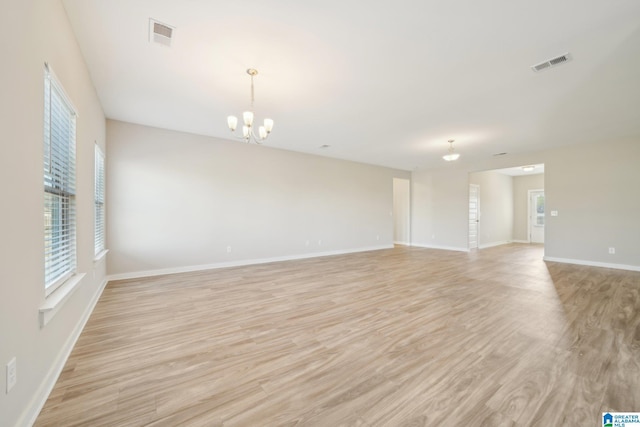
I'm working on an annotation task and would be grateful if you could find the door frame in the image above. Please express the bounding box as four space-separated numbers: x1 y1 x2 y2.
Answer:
527 189 544 243
469 184 480 249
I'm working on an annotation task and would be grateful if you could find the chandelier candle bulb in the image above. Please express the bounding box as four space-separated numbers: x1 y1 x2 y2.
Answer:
242 126 250 138
227 116 237 131
259 126 267 139
264 118 274 133
243 111 254 126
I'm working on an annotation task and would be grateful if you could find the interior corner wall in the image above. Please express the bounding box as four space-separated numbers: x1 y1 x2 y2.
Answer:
469 170 514 248
106 120 410 278
0 1 107 426
512 174 545 242
393 178 411 244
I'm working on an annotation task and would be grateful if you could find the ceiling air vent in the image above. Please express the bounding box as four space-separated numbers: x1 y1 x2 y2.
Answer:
149 19 174 47
531 53 571 72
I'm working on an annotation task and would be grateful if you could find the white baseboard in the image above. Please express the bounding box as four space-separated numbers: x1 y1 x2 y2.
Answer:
543 256 640 272
22 278 109 427
510 240 530 244
478 240 510 249
394 241 410 246
410 242 470 253
108 245 394 282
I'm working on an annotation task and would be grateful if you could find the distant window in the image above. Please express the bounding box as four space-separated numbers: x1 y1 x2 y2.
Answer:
94 145 105 255
44 65 77 294
535 194 545 226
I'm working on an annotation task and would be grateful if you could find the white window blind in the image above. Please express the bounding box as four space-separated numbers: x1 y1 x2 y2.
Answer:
94 145 105 255
44 65 77 293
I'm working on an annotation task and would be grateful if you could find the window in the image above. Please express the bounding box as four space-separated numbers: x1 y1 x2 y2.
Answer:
94 145 105 256
535 193 545 226
44 65 77 294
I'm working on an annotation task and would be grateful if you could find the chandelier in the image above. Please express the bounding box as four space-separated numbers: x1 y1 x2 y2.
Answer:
443 139 460 161
227 68 274 144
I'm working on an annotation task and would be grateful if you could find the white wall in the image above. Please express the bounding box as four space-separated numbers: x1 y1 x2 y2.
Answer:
513 174 545 242
411 138 640 269
393 178 411 244
106 120 410 278
469 171 514 248
0 1 107 425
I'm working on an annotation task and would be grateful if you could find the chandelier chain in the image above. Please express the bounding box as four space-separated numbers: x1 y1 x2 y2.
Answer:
250 74 255 110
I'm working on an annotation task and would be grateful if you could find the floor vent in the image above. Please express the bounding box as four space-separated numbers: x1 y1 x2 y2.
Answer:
531 53 571 72
149 19 174 47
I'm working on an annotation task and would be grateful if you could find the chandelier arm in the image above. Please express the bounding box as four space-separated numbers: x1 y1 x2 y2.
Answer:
227 128 270 144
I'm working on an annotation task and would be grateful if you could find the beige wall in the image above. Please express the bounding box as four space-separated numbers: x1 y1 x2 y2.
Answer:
393 178 411 244
0 0 107 425
544 140 639 266
106 120 410 277
411 138 640 269
512 174 545 242
469 171 514 248
411 167 470 251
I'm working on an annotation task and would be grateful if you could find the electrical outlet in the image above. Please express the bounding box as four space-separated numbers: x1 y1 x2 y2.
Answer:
6 357 16 393
376 235 380 241
609 247 615 254
226 246 232 253
318 240 322 246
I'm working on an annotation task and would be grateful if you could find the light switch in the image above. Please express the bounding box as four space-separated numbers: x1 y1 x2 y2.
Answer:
551 210 558 217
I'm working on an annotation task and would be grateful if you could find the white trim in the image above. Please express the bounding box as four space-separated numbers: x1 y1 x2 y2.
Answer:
527 188 544 244
469 183 480 250
24 278 108 427
107 245 394 281
39 273 86 328
410 242 470 253
44 62 78 115
394 241 411 246
511 240 530 244
93 249 109 263
543 256 640 272
478 240 510 249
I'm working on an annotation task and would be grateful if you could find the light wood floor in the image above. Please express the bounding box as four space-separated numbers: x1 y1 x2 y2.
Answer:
35 244 640 426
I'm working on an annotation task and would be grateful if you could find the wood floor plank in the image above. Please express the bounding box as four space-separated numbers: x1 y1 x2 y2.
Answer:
34 244 640 426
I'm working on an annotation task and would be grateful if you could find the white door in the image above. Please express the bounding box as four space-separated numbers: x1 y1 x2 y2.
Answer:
529 190 544 243
393 178 411 245
469 184 479 249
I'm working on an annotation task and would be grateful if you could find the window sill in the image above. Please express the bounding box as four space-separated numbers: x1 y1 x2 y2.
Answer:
94 249 109 263
39 273 86 328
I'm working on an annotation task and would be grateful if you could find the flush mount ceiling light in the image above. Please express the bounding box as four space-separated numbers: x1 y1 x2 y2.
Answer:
227 68 274 144
522 165 536 172
442 139 460 161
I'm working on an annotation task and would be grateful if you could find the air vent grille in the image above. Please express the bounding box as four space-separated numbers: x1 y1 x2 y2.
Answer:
149 19 174 46
531 53 571 72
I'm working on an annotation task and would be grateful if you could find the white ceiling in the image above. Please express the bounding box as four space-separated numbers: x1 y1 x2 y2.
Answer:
494 164 545 177
61 0 640 171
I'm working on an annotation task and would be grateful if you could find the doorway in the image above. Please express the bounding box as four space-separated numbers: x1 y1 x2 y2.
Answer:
529 190 545 243
469 184 479 249
393 178 411 245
